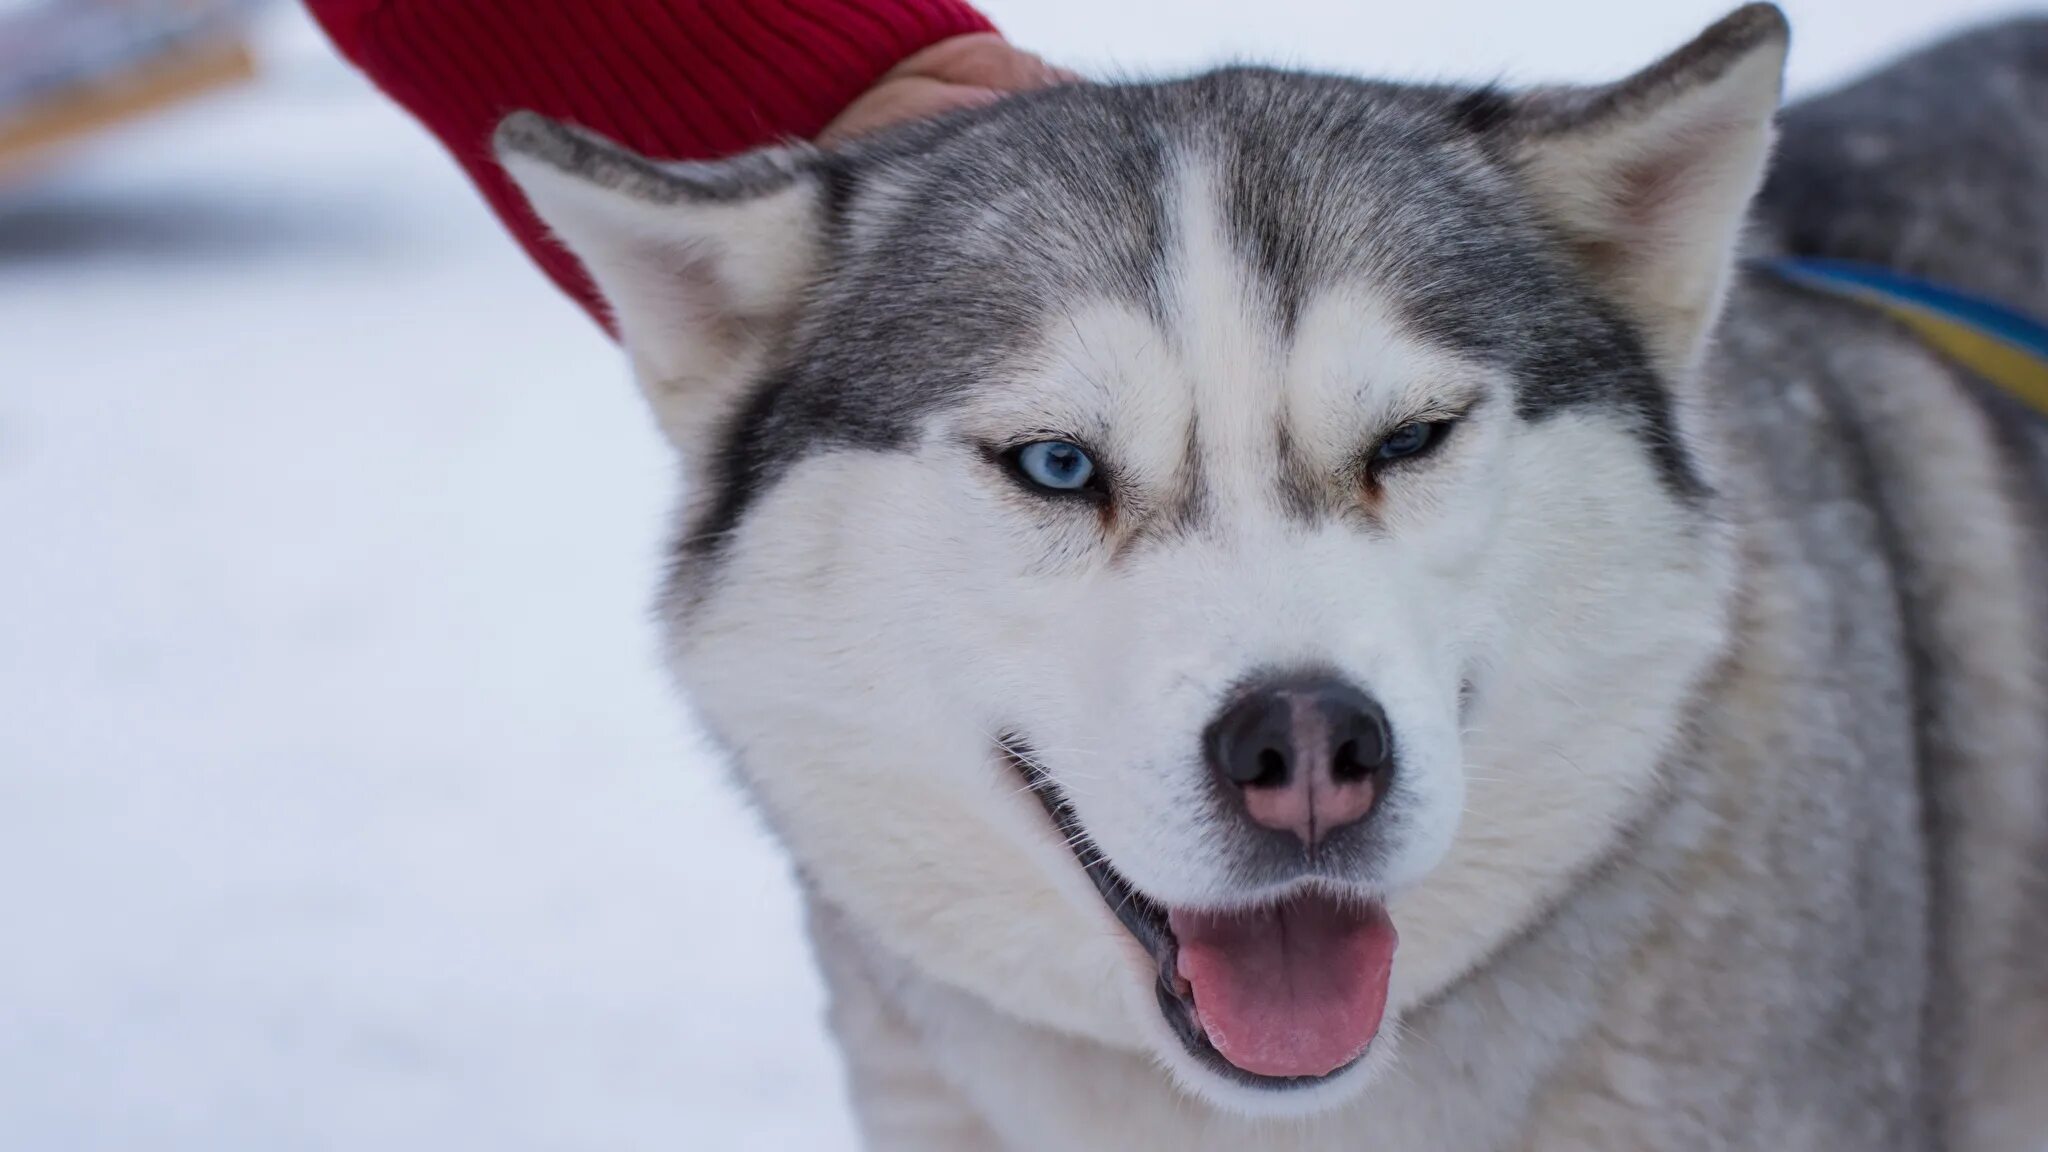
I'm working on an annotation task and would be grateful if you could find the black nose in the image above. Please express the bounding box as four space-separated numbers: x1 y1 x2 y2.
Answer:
1204 676 1393 846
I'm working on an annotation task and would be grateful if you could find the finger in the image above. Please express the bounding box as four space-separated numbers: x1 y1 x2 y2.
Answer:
818 78 1003 144
888 33 1069 93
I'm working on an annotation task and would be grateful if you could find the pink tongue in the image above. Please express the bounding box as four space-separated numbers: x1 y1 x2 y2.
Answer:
1169 893 1397 1079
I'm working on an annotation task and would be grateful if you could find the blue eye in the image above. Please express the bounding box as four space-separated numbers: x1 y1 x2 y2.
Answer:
1011 440 1098 493
1374 420 1447 464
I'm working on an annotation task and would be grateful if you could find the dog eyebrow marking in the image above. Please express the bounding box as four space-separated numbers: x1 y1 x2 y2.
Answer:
1166 413 1214 537
1274 421 1326 523
1110 413 1211 564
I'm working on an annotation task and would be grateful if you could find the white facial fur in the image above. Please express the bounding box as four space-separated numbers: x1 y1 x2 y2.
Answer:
663 156 1737 1112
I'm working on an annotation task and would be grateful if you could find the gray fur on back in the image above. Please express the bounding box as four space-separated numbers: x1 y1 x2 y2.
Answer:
1756 18 2048 316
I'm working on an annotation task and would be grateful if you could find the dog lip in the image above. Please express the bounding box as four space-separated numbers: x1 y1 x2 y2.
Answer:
1000 737 1368 1091
1000 737 1175 956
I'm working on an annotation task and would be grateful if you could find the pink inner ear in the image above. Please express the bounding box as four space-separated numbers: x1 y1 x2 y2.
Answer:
1611 115 1750 238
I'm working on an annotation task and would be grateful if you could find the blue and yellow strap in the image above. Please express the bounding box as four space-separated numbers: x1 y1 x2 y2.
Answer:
1761 256 2048 418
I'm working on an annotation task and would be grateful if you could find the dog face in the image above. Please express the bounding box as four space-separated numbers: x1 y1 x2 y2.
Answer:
502 4 1784 1116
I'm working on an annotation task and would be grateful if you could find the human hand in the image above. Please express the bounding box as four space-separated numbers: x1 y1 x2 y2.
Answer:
819 33 1073 144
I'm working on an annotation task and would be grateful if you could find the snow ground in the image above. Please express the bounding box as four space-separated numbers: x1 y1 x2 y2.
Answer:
0 2 2031 1149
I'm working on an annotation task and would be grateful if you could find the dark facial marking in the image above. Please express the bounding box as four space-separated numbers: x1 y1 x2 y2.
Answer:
1451 85 1516 135
1109 415 1211 563
1164 413 1214 539
678 69 1712 588
1274 421 1326 523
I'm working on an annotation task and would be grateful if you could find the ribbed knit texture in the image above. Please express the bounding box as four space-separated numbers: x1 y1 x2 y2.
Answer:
307 0 996 331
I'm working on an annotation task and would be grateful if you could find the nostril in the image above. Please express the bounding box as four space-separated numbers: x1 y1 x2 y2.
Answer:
1332 738 1364 783
1250 747 1288 789
1330 711 1390 783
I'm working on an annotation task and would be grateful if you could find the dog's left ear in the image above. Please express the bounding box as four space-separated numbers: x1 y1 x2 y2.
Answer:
494 112 824 455
1496 3 1788 380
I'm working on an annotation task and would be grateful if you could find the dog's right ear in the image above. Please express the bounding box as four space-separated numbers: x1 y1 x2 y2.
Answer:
495 112 824 454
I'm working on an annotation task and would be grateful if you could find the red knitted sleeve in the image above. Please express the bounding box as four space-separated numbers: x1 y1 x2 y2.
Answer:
306 0 997 331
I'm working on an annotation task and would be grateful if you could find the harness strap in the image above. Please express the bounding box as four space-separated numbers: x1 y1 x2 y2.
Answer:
1761 257 2048 417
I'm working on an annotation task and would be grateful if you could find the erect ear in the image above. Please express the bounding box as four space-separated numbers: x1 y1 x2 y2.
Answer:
1503 4 1788 380
494 112 825 453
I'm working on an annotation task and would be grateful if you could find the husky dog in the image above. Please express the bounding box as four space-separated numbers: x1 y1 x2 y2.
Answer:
496 5 2048 1148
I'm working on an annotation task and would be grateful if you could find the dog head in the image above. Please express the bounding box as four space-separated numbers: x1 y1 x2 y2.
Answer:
500 3 1784 1115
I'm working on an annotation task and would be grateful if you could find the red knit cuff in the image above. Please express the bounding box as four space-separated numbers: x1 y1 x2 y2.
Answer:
307 0 998 329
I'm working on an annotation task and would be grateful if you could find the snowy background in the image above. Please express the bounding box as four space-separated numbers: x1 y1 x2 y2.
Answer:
0 2 2034 1148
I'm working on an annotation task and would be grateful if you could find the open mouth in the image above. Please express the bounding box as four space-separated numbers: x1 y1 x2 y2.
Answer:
1003 740 1398 1089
